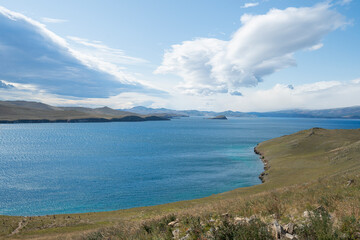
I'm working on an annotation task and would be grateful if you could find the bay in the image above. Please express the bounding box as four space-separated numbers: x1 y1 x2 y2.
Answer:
1 117 360 216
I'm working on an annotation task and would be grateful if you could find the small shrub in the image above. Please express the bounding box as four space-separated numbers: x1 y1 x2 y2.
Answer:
340 215 360 239
264 193 285 219
140 214 176 239
213 218 272 240
298 208 339 240
84 231 104 240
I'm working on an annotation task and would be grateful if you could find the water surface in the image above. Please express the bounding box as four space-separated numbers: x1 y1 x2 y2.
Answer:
1 117 360 216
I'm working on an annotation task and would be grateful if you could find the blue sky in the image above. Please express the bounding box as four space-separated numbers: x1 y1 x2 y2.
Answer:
0 0 359 111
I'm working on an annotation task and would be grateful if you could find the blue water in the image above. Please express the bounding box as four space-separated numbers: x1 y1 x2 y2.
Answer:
1 117 360 216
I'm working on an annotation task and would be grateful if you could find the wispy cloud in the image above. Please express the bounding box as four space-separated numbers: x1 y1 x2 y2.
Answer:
155 3 347 96
307 43 324 51
68 36 148 65
241 2 259 9
42 17 68 23
339 0 352 6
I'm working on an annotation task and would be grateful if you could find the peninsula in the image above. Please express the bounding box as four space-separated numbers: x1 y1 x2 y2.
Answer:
1 128 360 239
0 101 171 123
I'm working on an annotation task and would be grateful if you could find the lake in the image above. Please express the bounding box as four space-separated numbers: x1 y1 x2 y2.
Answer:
1 117 360 216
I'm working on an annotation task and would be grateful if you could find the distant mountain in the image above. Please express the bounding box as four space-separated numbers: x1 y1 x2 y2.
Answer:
2 101 360 123
123 106 360 119
250 106 360 119
0 101 169 123
122 106 189 117
122 107 254 117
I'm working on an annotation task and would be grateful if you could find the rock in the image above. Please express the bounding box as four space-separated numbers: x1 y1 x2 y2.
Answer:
221 212 229 217
234 217 249 225
314 205 326 213
285 233 295 239
172 229 180 239
248 215 257 222
180 233 190 240
168 220 179 227
272 221 284 239
303 210 311 218
284 223 295 234
347 179 354 186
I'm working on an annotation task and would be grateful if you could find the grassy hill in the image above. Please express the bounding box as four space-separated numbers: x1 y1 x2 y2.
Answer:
1 128 360 239
0 101 169 122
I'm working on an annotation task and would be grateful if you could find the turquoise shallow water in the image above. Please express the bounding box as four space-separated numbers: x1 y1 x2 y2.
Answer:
1 117 360 216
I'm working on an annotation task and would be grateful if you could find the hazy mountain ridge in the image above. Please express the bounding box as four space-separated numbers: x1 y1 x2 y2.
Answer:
2 101 360 122
122 106 360 119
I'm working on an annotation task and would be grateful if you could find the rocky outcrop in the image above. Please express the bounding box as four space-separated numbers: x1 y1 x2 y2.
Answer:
254 144 270 183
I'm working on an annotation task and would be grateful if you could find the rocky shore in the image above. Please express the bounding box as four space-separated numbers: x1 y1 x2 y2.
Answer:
254 144 270 183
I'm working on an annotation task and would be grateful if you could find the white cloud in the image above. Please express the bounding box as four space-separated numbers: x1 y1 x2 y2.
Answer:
42 17 68 23
68 36 147 65
308 43 324 51
0 6 160 98
165 78 360 112
155 3 347 96
241 2 259 9
238 80 360 111
0 80 169 110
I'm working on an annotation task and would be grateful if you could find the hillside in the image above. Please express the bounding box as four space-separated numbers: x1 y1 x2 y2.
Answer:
1 128 360 239
0 101 169 123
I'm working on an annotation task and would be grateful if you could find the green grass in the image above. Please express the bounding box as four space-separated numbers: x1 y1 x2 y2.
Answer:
2 128 360 239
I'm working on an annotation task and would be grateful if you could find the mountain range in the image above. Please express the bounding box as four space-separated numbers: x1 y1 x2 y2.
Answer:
122 105 360 119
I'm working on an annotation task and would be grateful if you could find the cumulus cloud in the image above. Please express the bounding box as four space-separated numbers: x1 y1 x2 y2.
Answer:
155 3 347 95
241 2 259 9
0 6 155 98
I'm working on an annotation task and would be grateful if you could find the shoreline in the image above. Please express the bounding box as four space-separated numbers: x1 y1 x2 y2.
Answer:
254 144 269 183
0 116 170 124
2 128 360 239
2 143 267 218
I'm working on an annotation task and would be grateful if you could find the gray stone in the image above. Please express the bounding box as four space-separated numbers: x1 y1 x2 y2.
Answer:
284 223 295 234
272 220 284 239
172 229 180 239
168 220 179 227
234 217 249 225
180 233 190 240
285 233 295 239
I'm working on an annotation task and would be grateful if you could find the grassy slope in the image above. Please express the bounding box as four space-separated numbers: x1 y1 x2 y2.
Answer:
1 128 360 239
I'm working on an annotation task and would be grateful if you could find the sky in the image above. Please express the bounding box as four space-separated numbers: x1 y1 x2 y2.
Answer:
0 0 359 111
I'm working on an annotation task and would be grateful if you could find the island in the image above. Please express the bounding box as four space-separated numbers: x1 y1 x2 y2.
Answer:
2 128 360 239
208 115 227 120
